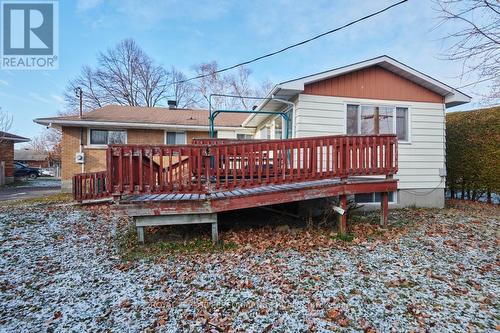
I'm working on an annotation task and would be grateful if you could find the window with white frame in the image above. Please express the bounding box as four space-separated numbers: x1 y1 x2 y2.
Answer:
165 131 187 145
347 104 409 141
354 192 396 204
89 129 126 145
237 134 253 140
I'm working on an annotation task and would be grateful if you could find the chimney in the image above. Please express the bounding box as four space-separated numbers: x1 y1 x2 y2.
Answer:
167 100 177 109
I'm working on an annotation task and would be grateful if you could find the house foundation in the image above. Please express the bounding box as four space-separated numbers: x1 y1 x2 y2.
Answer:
397 189 445 208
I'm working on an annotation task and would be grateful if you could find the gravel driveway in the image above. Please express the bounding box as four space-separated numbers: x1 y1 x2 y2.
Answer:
0 200 498 332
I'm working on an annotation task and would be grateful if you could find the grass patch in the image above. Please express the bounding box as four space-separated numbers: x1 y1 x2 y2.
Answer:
3 193 73 206
118 225 238 261
335 233 355 242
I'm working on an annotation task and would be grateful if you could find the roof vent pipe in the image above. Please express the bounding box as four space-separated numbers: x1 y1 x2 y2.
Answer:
167 100 177 109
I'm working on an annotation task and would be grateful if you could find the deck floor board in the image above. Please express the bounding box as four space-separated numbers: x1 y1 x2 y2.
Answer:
120 177 391 204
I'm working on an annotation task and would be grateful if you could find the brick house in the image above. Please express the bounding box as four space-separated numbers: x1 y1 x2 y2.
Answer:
34 105 253 191
14 149 51 168
0 131 30 185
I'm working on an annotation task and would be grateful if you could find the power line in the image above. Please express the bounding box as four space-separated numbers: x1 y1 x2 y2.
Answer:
176 0 409 84
457 76 498 89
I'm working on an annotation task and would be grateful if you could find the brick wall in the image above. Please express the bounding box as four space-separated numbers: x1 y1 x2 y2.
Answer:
60 127 212 189
61 127 82 180
0 141 14 179
128 129 164 144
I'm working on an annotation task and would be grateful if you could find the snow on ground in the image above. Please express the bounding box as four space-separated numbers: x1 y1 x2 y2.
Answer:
0 200 498 332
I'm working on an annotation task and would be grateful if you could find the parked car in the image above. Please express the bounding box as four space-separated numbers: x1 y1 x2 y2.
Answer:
40 168 55 177
14 162 41 179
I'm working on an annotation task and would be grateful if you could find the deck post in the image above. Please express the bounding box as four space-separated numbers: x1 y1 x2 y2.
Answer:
137 226 145 244
339 194 347 235
211 221 219 243
380 192 388 226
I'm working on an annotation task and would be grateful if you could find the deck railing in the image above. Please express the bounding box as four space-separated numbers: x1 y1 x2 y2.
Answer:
73 171 108 201
104 134 397 197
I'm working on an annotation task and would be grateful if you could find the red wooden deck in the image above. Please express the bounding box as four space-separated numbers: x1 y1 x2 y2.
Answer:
73 134 398 235
117 177 397 216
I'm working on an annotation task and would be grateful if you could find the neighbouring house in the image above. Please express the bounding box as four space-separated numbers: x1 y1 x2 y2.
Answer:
0 131 30 186
243 55 471 208
15 148 50 168
34 105 253 191
14 148 61 178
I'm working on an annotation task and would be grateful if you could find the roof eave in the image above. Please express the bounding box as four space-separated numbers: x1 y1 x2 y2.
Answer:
33 118 253 132
0 137 30 143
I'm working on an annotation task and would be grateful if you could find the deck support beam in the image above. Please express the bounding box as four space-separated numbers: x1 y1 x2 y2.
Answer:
211 222 219 243
380 192 389 226
133 213 218 244
137 226 145 243
339 194 347 236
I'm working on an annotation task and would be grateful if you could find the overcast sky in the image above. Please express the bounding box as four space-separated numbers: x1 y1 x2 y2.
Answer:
0 0 495 140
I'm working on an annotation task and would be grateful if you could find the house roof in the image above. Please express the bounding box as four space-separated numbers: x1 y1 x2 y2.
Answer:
14 149 48 161
0 131 30 143
34 105 251 131
244 55 472 127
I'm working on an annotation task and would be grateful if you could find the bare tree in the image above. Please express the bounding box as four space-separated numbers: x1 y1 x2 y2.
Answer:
192 62 265 110
256 79 275 98
434 0 500 98
193 61 228 109
29 128 61 153
0 107 13 143
168 67 198 108
64 66 103 114
64 39 171 114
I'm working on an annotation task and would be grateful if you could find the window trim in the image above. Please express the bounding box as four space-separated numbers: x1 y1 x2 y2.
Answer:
344 102 411 144
86 128 128 148
164 131 187 145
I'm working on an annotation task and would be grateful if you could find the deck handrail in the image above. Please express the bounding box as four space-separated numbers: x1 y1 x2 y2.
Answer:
104 134 397 197
73 171 108 201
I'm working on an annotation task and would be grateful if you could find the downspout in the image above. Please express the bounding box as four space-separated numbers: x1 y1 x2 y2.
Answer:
271 96 295 139
75 87 84 173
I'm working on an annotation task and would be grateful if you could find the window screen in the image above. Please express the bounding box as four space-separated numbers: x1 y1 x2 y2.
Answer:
396 107 408 141
346 104 359 134
378 107 393 134
355 192 395 203
108 131 126 144
237 134 253 140
166 132 186 144
347 104 407 141
90 129 126 145
90 130 108 145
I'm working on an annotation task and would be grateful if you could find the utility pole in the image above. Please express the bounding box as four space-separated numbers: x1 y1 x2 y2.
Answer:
75 87 83 118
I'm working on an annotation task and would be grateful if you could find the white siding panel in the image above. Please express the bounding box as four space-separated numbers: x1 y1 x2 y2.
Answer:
295 123 344 132
294 94 446 189
217 130 237 139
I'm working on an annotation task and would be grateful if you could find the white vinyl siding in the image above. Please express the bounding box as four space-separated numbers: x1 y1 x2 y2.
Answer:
294 94 445 190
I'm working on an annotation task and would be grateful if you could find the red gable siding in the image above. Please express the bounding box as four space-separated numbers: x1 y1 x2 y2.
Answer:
304 65 444 103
